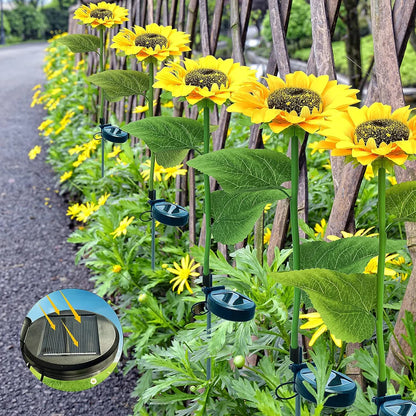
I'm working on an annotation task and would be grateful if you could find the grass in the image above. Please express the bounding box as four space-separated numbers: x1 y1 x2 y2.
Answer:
29 360 118 391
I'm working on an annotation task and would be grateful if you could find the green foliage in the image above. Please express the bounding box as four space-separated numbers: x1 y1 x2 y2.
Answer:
124 116 205 161
5 4 46 41
57 34 100 53
386 181 416 222
88 70 149 101
188 148 291 244
297 237 406 273
270 268 377 343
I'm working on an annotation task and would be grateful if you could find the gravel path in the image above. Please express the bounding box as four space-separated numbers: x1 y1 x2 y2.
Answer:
0 43 137 416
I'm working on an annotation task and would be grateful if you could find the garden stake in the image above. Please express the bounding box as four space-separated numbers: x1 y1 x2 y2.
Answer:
376 167 387 397
203 102 213 380
99 28 106 178
288 126 302 416
147 61 157 271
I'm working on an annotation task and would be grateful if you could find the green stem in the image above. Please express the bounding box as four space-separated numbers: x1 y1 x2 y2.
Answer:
148 61 155 193
99 28 105 178
203 104 212 277
376 167 387 396
289 128 301 356
254 214 264 266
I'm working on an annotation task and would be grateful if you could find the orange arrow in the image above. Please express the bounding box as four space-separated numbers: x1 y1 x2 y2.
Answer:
61 321 79 347
46 295 60 315
39 305 56 330
59 291 81 322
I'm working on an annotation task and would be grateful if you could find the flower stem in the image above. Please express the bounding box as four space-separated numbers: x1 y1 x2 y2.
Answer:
203 103 212 381
99 28 105 178
376 167 387 397
146 61 156 271
148 61 155 193
203 103 212 276
289 128 301 358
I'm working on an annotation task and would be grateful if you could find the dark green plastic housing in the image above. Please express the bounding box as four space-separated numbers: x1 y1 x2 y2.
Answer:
20 310 119 381
102 125 128 143
379 399 416 416
152 201 189 227
294 365 357 409
206 289 256 322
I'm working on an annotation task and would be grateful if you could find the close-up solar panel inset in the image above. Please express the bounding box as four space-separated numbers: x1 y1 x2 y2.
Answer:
41 314 100 356
21 309 119 382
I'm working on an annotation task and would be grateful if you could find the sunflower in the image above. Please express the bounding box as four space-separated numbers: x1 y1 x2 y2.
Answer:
111 23 190 63
318 102 416 171
227 71 359 134
153 55 257 106
74 1 128 29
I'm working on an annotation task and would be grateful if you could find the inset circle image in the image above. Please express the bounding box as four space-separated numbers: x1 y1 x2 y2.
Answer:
20 289 123 391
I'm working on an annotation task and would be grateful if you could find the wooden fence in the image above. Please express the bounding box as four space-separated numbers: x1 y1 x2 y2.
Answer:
69 0 416 380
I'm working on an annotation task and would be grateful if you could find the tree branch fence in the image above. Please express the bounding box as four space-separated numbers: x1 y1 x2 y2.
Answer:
69 0 416 385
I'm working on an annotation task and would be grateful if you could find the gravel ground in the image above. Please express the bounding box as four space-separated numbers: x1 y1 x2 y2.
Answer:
0 43 137 416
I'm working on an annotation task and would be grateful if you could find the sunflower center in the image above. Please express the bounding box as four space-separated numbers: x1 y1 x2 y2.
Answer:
90 8 113 19
267 87 322 115
355 119 409 147
135 33 168 49
184 68 228 90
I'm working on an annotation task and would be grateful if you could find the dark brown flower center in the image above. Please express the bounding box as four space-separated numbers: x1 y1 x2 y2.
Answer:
90 8 113 19
135 33 168 49
184 68 228 89
355 119 409 147
267 87 322 116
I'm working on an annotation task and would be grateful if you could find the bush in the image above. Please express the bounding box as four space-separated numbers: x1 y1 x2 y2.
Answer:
5 4 46 41
41 7 70 39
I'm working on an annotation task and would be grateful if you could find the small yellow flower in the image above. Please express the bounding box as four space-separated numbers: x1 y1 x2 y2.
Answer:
66 203 82 219
314 219 327 238
163 164 187 180
299 312 342 348
110 216 135 238
112 264 122 273
60 171 73 182
133 104 149 113
141 159 164 182
76 202 99 223
28 145 41 160
97 192 110 206
263 228 271 245
107 145 122 158
327 227 378 241
31 90 41 107
167 254 200 294
364 164 375 181
263 203 272 213
38 119 53 132
32 84 41 91
364 253 400 277
262 133 271 144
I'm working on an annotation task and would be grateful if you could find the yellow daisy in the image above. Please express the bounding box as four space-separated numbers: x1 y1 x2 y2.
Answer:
263 228 272 245
110 216 134 238
141 159 164 182
153 55 257 106
167 254 200 294
227 71 359 134
111 23 190 62
318 102 416 171
163 164 187 180
364 254 399 276
28 145 41 160
299 312 342 348
314 219 327 238
60 171 73 182
73 1 128 29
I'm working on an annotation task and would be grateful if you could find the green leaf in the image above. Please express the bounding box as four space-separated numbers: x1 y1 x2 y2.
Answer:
270 268 377 343
123 116 204 153
56 34 100 53
187 148 291 244
298 237 406 273
87 70 149 102
386 181 416 222
187 148 291 192
155 149 189 167
211 190 288 244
